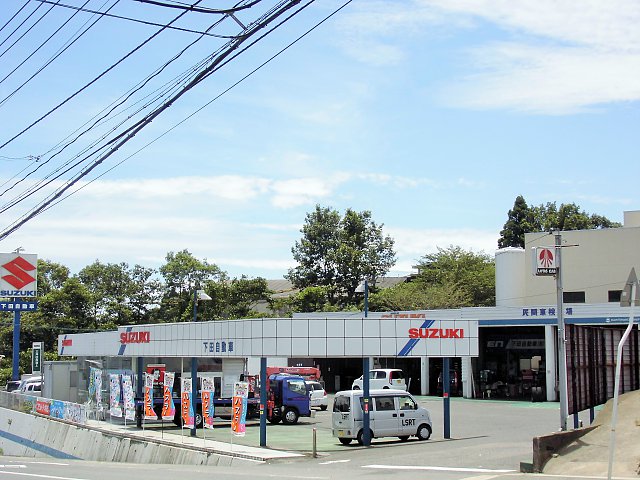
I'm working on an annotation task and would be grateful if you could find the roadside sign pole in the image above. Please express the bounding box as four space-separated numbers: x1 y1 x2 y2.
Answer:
443 357 450 439
260 357 267 447
12 310 20 380
191 357 197 437
362 356 370 447
555 232 569 431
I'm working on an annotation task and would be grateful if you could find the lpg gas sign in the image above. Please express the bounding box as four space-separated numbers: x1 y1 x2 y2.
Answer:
0 253 38 297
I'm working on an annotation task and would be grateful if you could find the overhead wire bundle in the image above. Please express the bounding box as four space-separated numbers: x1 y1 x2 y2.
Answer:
0 0 353 242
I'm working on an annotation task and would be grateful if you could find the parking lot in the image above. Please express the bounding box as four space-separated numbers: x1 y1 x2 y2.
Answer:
136 394 565 470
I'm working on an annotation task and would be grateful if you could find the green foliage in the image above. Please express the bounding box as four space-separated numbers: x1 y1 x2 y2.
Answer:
369 281 471 311
287 205 396 307
370 246 495 311
155 250 224 322
198 276 271 320
498 197 621 248
415 246 495 307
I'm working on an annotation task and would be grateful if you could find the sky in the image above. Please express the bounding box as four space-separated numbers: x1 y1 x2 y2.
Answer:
0 0 638 280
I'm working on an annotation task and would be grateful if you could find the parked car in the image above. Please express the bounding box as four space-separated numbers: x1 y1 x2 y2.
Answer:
5 380 21 392
352 369 407 391
305 380 328 411
12 376 42 395
332 389 432 445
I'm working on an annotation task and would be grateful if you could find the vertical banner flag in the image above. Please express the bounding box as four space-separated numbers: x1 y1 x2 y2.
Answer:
231 381 249 437
122 375 135 421
94 368 103 409
109 374 122 417
161 372 175 421
87 367 96 405
181 377 194 428
144 372 155 420
201 377 215 429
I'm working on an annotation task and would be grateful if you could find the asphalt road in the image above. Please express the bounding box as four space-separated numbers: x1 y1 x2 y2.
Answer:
2 396 612 480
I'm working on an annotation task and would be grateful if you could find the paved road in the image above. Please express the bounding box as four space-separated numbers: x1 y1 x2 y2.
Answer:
2 396 619 480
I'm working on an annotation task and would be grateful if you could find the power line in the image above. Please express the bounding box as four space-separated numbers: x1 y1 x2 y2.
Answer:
0 0 200 151
0 1 43 49
0 1 34 36
43 0 355 214
33 0 238 38
0 0 315 239
0 0 60 61
133 0 263 14
0 0 120 110
0 0 91 86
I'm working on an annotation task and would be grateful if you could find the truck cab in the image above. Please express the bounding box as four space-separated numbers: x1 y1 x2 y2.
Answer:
267 374 311 425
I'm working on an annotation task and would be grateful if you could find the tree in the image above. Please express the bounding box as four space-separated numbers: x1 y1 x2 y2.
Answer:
498 195 534 248
155 250 224 322
498 197 621 248
286 205 396 307
415 246 495 307
199 276 271 320
78 261 134 329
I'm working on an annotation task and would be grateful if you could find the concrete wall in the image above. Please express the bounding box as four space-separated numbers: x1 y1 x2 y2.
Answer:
0 407 256 466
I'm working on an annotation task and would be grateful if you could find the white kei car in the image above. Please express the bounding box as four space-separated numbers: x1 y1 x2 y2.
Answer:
305 380 328 411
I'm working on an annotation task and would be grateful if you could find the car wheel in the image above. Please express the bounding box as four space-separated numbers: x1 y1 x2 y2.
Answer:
320 405 327 411
416 423 432 440
339 438 352 445
383 386 389 389
282 408 299 425
352 386 360 390
357 428 373 446
398 435 410 442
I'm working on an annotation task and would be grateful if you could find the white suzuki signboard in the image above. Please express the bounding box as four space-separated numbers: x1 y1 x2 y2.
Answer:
59 312 479 359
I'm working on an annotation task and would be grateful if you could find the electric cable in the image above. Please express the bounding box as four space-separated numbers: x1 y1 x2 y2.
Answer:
0 0 200 151
33 0 239 38
0 1 33 36
0 1 43 49
39 0 354 216
0 0 91 86
0 0 60 61
133 0 263 14
0 0 120 110
0 0 312 239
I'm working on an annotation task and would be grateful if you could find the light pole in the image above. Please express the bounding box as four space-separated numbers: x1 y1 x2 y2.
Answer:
356 278 371 446
191 288 211 437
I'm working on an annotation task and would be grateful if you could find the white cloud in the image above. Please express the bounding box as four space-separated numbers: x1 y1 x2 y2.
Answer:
334 0 640 113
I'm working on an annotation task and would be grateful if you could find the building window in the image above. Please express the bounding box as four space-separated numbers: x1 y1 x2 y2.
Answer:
608 290 622 302
563 291 585 303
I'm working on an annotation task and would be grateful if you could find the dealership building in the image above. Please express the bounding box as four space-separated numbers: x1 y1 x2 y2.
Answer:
57 211 640 404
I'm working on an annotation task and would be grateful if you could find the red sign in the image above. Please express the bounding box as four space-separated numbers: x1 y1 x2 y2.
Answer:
120 331 150 344
35 399 50 415
62 339 72 347
2 256 36 289
408 328 464 339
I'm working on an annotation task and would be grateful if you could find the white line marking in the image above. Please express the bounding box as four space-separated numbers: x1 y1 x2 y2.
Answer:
363 464 517 473
318 459 351 465
0 471 90 480
0 465 27 468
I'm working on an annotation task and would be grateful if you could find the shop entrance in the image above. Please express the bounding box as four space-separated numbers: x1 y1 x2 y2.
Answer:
477 326 546 400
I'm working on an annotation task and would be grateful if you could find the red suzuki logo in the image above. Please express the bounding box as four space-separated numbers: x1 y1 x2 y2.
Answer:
2 256 36 289
120 331 151 344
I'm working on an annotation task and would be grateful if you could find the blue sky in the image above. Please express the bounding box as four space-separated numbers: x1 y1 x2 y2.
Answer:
0 0 638 279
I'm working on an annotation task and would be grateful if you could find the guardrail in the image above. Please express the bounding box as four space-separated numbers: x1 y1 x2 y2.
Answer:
0 390 87 425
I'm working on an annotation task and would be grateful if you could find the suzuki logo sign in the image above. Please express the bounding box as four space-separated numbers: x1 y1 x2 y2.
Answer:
0 253 37 297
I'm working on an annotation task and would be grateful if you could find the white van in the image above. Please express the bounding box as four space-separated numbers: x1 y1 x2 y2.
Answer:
352 368 407 391
332 389 432 445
